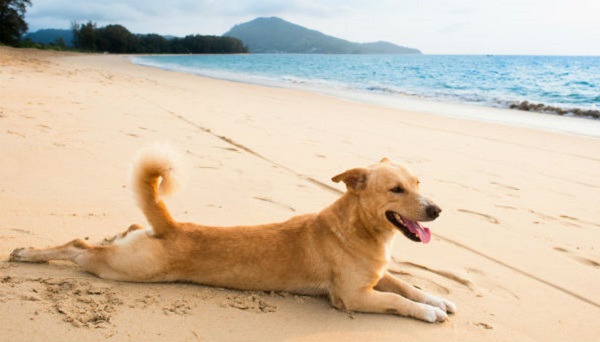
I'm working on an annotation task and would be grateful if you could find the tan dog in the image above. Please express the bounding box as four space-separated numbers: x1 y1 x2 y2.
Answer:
10 145 456 323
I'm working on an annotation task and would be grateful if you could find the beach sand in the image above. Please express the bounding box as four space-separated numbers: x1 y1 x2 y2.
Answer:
1 46 599 341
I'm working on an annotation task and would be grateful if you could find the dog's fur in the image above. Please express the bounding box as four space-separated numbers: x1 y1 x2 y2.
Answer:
10 145 456 323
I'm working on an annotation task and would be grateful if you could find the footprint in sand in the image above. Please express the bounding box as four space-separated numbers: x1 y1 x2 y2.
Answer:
222 292 277 313
389 270 451 295
253 196 296 212
6 130 26 138
138 126 157 133
475 321 494 330
559 215 600 228
529 209 558 225
218 146 239 152
2 277 123 328
495 204 517 210
490 181 520 192
120 131 140 138
10 228 33 235
389 259 479 298
437 179 473 191
391 260 521 301
457 209 499 224
163 299 194 316
553 247 600 268
465 267 485 275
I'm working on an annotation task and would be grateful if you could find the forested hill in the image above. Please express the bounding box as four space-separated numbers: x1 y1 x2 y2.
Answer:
24 29 74 46
223 17 421 54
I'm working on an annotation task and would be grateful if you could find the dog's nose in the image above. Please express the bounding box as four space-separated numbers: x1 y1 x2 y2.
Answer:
426 205 442 219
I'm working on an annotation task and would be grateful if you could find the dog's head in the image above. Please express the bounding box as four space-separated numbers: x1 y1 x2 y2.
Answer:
332 158 441 243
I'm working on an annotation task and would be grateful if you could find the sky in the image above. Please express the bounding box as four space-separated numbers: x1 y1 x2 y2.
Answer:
25 0 600 55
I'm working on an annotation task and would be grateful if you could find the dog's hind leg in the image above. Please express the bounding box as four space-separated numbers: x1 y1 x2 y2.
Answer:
9 223 143 264
10 225 169 282
103 223 145 245
10 239 94 264
10 239 131 281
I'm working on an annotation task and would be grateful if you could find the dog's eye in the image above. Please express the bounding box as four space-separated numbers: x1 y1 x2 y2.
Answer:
390 186 405 194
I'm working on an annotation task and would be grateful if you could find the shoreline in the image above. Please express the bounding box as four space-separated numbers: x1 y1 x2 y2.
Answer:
130 55 600 138
2 47 600 341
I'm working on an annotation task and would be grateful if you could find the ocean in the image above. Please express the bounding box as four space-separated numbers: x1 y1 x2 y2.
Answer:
131 54 600 136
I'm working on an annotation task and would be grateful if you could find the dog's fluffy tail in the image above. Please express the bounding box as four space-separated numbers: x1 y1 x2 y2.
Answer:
131 143 185 236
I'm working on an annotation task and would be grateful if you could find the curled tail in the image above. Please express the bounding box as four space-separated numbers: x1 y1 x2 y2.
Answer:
131 143 185 236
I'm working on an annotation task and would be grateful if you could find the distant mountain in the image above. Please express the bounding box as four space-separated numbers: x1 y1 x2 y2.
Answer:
223 17 421 54
25 29 74 46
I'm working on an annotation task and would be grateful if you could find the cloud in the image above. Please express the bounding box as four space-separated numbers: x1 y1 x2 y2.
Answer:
27 0 360 23
26 0 361 35
206 0 354 18
26 0 205 27
23 0 600 54
27 1 140 26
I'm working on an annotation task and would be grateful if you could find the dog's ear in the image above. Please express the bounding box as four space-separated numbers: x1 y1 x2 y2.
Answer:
331 168 369 192
380 157 391 163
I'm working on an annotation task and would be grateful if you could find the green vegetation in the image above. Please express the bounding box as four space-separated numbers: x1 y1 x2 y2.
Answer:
0 0 31 46
224 17 421 54
71 21 248 54
18 38 68 51
23 28 73 47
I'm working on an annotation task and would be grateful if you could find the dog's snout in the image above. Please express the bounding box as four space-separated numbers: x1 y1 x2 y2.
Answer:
426 205 442 219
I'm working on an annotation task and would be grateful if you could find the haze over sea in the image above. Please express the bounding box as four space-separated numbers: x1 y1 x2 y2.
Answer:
132 54 600 136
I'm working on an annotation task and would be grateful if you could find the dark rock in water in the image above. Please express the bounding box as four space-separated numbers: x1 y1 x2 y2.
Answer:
509 101 600 119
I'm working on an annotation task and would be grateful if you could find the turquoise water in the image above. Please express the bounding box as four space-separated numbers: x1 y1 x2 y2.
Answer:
132 54 600 118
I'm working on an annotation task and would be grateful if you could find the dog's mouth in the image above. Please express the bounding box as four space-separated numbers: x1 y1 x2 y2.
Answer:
385 211 431 244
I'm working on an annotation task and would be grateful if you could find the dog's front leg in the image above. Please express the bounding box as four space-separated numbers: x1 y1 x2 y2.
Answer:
375 272 457 314
332 288 448 323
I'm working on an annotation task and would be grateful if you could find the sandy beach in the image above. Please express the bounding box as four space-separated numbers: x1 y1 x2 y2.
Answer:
1 46 599 341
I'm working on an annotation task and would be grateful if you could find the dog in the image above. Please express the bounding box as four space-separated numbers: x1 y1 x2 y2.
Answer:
10 145 456 323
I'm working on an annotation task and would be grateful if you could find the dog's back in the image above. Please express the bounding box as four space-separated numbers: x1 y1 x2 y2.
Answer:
131 145 335 292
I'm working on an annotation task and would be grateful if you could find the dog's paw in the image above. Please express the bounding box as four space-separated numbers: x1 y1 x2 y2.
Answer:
9 248 25 262
425 295 457 314
441 298 457 314
420 304 448 323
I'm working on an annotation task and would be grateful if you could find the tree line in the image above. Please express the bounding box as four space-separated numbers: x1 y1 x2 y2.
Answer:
1 0 248 54
72 21 248 54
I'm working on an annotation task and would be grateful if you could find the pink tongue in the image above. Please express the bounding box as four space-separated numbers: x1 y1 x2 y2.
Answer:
406 220 431 244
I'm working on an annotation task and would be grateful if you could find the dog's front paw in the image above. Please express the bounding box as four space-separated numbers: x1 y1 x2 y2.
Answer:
441 298 457 314
9 248 25 262
420 304 448 323
425 295 457 314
